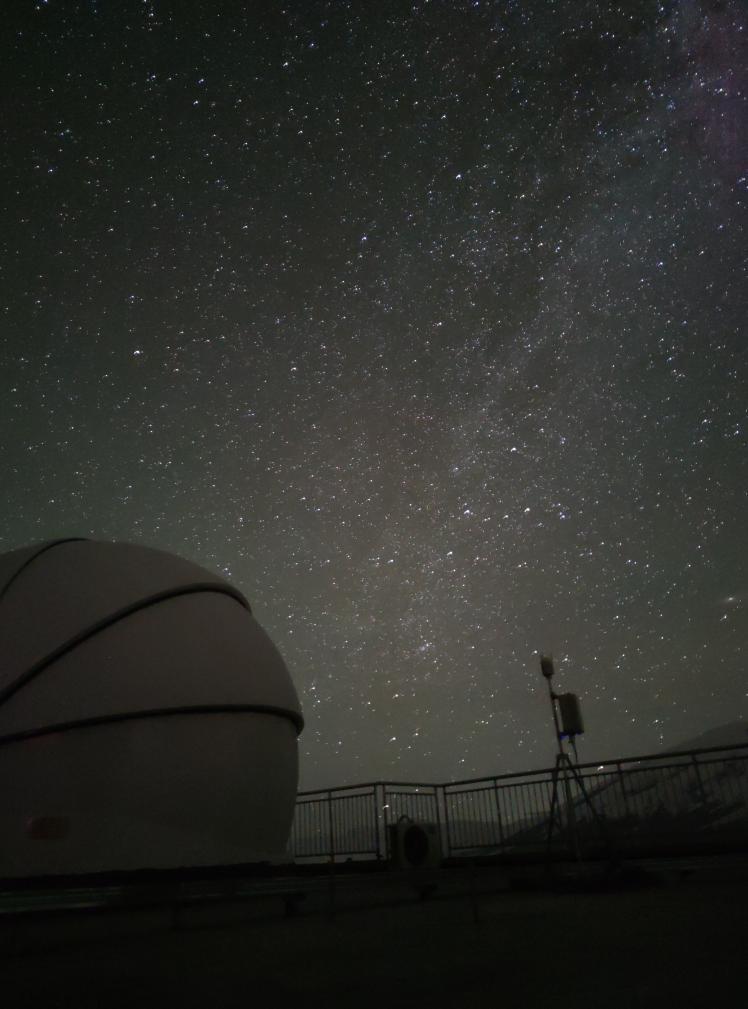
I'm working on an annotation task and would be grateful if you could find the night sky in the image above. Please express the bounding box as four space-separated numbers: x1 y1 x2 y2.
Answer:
2 1 746 789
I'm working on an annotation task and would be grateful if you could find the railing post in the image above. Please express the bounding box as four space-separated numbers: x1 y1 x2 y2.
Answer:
493 779 505 851
327 789 335 863
691 753 708 807
382 784 390 861
616 761 632 821
432 784 443 856
443 786 453 858
326 789 336 917
374 784 382 860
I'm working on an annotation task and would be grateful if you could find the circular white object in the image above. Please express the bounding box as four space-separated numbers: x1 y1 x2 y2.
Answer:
0 539 302 877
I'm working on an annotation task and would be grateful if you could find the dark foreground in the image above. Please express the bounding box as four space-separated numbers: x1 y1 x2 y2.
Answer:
2 865 745 1008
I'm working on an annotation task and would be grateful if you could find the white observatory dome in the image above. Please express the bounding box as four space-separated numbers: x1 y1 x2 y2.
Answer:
0 539 303 878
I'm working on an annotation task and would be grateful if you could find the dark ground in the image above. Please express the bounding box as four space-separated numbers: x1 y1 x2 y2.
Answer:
2 870 745 1008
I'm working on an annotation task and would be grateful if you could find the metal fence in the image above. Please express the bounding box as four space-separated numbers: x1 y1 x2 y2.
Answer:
290 782 440 861
290 742 748 861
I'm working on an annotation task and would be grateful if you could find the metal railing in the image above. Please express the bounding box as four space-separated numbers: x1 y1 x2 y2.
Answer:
291 742 748 862
290 781 440 861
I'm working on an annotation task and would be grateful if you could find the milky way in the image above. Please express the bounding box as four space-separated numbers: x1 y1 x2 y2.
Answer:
1 1 746 787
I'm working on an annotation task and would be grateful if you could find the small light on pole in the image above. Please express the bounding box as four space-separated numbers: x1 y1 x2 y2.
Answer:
540 654 563 757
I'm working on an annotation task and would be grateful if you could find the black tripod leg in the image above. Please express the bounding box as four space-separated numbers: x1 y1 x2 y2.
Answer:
545 759 562 856
568 762 614 857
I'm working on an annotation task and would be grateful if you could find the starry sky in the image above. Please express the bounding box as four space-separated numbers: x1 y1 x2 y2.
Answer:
1 1 746 789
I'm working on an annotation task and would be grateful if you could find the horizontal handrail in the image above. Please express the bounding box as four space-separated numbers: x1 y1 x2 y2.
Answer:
297 742 748 796
296 780 439 798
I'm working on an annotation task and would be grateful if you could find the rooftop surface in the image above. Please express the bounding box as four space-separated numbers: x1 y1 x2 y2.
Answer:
3 858 746 1008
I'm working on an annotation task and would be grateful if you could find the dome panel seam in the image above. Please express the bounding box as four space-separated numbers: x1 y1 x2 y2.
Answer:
0 584 255 713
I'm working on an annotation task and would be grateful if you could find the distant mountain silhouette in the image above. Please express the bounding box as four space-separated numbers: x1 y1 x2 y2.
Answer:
434 726 748 855
665 721 748 753
291 728 748 859
528 723 748 851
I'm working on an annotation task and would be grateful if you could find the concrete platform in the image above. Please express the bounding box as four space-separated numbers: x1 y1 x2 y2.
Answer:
1 861 746 1008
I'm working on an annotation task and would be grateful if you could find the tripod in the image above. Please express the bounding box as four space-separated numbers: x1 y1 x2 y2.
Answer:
546 748 610 861
538 656 611 863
